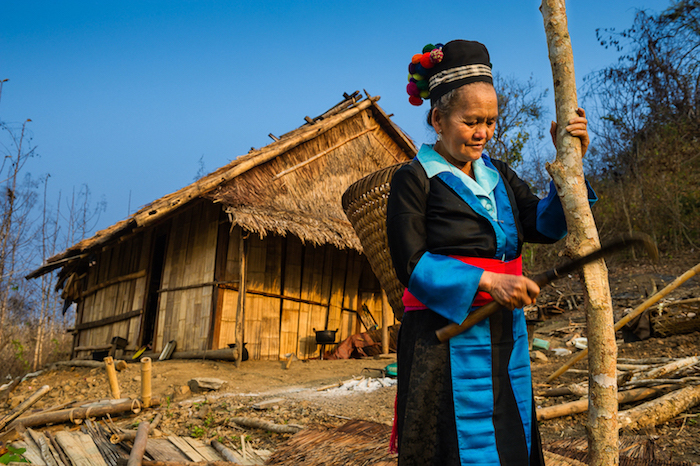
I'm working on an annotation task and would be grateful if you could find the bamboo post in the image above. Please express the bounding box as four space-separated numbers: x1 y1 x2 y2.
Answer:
0 384 51 430
235 232 248 368
547 261 700 382
104 357 121 400
140 357 152 408
381 291 390 355
540 1 618 464
127 420 150 466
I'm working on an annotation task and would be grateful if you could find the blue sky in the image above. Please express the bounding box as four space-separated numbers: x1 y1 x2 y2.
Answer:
1 0 673 236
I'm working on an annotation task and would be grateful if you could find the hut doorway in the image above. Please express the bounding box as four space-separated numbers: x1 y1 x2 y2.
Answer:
142 232 168 347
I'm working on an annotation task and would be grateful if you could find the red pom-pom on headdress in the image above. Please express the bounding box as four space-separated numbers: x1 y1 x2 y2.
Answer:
405 42 444 105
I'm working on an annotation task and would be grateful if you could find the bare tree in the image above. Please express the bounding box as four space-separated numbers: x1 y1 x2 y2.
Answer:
488 74 549 168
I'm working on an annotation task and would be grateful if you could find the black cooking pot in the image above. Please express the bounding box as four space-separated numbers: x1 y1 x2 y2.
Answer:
314 328 338 344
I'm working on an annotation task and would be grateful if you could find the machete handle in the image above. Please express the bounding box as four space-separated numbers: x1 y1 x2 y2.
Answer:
435 301 502 343
433 232 657 344
434 272 553 343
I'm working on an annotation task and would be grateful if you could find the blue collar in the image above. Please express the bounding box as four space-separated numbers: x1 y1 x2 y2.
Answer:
416 144 500 199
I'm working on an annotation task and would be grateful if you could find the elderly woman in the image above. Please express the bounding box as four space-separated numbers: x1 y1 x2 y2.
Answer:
387 40 593 465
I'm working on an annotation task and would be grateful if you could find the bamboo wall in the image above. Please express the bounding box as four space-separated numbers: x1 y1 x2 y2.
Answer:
74 230 151 357
214 226 393 360
154 201 220 352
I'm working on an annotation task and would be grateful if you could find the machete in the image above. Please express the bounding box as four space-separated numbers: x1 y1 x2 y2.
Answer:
435 232 658 343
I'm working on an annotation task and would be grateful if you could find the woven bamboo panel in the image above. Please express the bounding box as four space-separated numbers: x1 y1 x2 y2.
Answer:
342 163 408 320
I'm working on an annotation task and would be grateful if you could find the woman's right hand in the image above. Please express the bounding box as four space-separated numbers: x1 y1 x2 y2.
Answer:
479 271 540 310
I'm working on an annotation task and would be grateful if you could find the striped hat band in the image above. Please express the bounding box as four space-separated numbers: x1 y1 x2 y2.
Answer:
429 64 493 92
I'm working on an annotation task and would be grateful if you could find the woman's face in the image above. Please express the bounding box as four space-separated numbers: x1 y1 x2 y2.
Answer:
432 83 498 170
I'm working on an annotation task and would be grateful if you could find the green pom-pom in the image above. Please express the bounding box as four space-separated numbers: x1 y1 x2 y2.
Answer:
422 43 435 54
419 90 430 99
416 79 429 90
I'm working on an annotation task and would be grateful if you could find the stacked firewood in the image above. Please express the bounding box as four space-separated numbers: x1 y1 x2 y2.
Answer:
537 356 700 432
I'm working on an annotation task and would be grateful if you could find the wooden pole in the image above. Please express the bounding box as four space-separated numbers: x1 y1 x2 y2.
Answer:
140 357 152 408
168 348 238 361
381 291 390 355
235 232 248 368
540 1 618 464
104 357 121 400
8 397 160 430
618 385 700 431
537 385 677 420
0 385 51 430
127 421 150 466
547 261 700 382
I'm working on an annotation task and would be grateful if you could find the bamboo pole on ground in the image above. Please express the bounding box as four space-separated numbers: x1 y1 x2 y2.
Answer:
547 261 700 382
104 357 121 400
8 397 160 430
235 233 248 368
0 385 51 430
127 420 150 466
381 291 390 355
141 357 152 408
540 1 618 464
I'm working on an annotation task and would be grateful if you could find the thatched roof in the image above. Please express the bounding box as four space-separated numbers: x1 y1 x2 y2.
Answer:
27 91 416 280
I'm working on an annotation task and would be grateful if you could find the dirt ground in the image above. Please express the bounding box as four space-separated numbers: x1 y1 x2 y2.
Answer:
4 255 700 464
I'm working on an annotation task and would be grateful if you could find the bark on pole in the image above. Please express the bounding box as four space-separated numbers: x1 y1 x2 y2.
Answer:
540 1 618 465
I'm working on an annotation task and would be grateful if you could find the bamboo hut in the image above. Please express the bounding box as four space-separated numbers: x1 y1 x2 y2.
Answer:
27 92 416 360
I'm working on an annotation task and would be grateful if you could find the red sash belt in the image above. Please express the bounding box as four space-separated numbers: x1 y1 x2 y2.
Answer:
402 255 523 311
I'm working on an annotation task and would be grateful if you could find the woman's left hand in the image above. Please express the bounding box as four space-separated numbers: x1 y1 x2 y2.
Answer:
549 107 589 157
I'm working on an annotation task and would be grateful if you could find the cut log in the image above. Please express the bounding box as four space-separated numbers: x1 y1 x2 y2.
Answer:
230 417 303 434
50 360 127 370
537 385 677 420
618 384 700 431
169 348 238 361
127 421 150 466
8 397 160 430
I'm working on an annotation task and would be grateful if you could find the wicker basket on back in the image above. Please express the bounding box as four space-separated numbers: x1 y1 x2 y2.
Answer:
341 162 408 321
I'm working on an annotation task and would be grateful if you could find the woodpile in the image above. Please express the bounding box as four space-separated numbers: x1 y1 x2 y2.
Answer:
537 355 700 432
